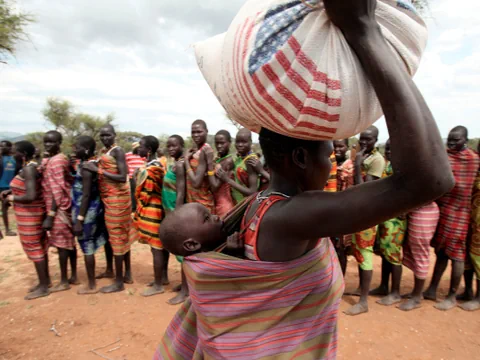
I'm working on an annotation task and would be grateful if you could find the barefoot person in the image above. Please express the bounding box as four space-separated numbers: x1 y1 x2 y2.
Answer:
162 135 188 305
399 203 440 311
210 130 235 218
1 141 50 300
375 139 407 306
72 136 108 295
459 141 480 312
0 140 18 237
185 119 216 214
41 131 77 292
83 124 132 293
132 136 169 297
424 126 480 311
154 1 453 356
346 125 385 315
218 128 259 204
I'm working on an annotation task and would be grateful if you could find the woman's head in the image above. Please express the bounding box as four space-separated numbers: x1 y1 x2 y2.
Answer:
43 130 62 156
74 136 96 160
191 119 208 147
99 124 116 148
447 126 468 152
14 141 35 162
359 126 379 153
215 130 232 157
167 135 185 159
0 140 12 156
160 203 226 257
138 136 159 159
259 128 333 191
235 128 252 156
333 139 349 163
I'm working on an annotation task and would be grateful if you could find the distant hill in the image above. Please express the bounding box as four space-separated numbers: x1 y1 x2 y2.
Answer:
0 132 25 142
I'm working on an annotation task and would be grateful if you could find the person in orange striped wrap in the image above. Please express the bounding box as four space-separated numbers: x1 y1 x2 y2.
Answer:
83 124 133 293
132 136 169 297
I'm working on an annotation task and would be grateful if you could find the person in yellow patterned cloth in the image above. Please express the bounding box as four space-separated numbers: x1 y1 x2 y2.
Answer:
344 126 386 316
370 139 407 306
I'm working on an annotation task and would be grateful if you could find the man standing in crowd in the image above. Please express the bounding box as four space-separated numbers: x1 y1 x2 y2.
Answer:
425 126 480 310
0 140 18 237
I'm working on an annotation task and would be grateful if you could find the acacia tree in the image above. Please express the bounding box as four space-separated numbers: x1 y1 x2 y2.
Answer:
0 0 33 63
26 98 143 154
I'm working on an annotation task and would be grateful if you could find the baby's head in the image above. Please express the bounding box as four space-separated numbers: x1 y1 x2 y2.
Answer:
160 203 227 257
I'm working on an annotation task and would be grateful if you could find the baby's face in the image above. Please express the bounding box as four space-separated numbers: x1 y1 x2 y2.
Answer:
181 204 226 254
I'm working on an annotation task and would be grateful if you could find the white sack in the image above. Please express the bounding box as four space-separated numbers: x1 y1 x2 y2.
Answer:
194 0 427 140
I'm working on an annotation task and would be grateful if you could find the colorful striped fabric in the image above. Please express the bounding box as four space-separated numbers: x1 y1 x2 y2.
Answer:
232 152 258 204
323 152 337 192
154 241 344 360
41 153 75 250
11 167 48 262
403 203 439 280
133 160 165 250
162 164 178 214
72 161 108 256
378 161 407 266
98 148 132 256
125 152 146 179
214 155 235 218
468 165 480 278
351 226 377 271
336 158 354 192
186 144 216 214
433 148 480 261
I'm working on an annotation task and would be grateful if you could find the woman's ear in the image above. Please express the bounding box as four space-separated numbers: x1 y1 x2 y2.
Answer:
182 238 202 254
292 147 308 170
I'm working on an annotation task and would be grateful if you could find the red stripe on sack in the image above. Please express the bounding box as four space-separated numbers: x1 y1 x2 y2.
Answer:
233 18 282 133
261 64 304 111
300 107 340 122
288 37 341 90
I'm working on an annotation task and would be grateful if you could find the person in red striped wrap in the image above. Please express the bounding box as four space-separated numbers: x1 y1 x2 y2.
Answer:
41 130 77 293
153 0 454 357
424 126 480 311
1 141 50 300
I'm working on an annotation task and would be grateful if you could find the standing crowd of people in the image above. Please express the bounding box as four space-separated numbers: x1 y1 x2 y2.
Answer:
0 122 479 312
1 2 478 358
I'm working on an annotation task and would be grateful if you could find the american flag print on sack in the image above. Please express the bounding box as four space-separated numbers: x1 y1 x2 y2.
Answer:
195 0 428 140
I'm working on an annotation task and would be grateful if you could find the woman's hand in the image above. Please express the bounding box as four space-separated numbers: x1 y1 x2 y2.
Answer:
324 0 378 40
216 168 229 182
0 190 12 201
42 216 54 231
73 220 83 236
187 149 195 161
246 157 263 174
354 148 368 168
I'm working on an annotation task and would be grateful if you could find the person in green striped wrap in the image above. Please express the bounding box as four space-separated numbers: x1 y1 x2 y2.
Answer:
162 134 188 305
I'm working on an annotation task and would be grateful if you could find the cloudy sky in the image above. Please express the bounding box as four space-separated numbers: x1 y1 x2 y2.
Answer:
1 0 479 141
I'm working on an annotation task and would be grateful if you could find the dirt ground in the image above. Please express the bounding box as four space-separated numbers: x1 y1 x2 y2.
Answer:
1 220 479 360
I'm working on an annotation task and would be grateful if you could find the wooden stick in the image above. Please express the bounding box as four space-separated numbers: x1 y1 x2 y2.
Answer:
107 346 121 353
50 320 61 337
90 339 121 352
90 350 114 360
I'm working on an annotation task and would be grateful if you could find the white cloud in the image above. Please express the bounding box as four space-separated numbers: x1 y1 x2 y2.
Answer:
0 0 479 144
